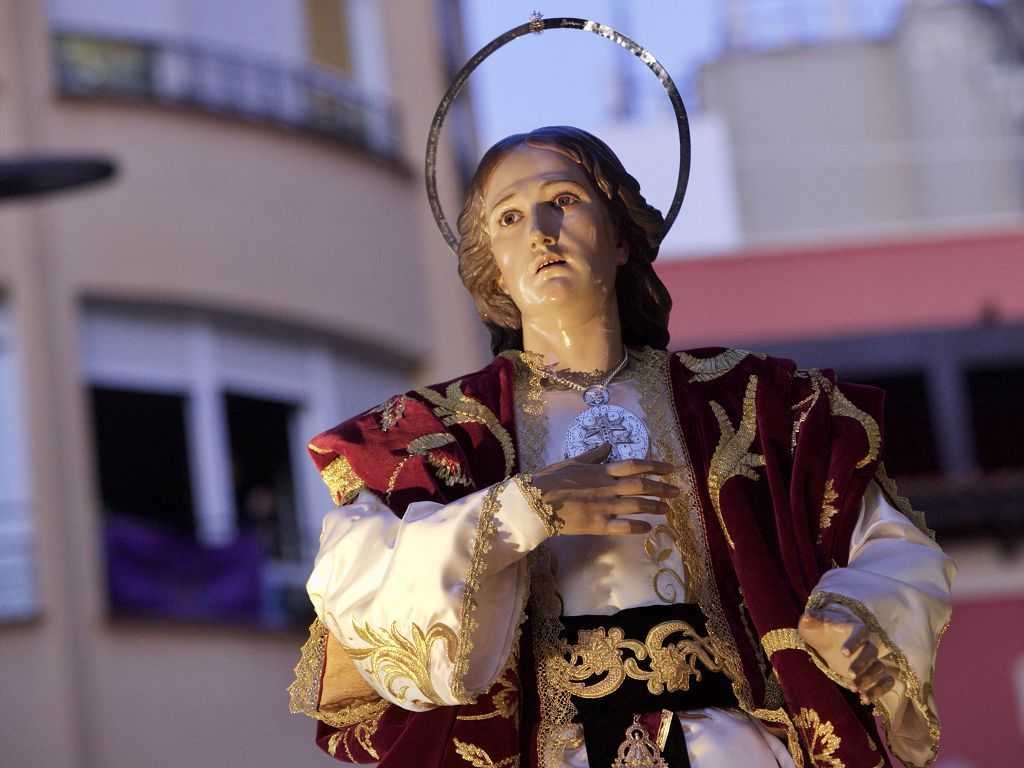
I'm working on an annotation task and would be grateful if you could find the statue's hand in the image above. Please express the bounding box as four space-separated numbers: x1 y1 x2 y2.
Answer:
798 606 895 705
529 443 679 535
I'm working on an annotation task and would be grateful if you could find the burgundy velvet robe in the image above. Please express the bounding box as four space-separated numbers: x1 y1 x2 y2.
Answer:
290 348 892 768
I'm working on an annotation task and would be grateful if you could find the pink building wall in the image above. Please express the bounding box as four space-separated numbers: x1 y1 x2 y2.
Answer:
657 228 1024 348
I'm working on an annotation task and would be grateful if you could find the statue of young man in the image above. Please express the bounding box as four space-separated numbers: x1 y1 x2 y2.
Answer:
291 127 954 768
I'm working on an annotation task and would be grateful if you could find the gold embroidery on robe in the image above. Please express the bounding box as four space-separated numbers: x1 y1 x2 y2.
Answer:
353 711 383 759
416 381 516 477
456 647 520 723
793 708 844 768
644 524 687 603
371 395 408 431
790 370 880 469
339 620 458 707
308 448 366 506
677 349 767 383
407 432 471 487
559 620 724 699
453 738 520 767
707 375 765 549
819 479 840 542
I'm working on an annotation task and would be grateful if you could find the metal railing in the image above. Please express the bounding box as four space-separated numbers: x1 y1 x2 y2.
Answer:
53 31 402 162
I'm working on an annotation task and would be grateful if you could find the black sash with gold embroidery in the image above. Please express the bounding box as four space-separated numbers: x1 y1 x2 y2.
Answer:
560 603 737 768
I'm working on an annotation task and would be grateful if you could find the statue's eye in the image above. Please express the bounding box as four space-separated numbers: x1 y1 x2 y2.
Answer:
499 210 522 227
553 192 579 208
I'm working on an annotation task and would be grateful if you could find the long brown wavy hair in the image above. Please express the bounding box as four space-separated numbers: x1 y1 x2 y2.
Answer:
455 126 673 356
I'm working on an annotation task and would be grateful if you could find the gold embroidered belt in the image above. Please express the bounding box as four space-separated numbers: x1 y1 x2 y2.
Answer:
558 603 737 768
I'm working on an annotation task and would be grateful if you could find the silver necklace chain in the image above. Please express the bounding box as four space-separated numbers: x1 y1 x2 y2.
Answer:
528 346 650 461
537 346 631 395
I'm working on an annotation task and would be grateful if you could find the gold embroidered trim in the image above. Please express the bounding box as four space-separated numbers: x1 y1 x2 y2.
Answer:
677 349 767 383
453 738 520 767
807 591 941 768
515 473 563 536
819 479 839 542
339 620 458 707
417 381 516 478
874 463 935 540
507 351 579 768
752 707 806 768
560 620 723 699
793 707 844 768
707 375 765 549
759 626 855 690
450 483 504 704
408 432 456 454
644 348 754 718
644 525 686 603
312 451 366 506
761 627 805 657
371 395 408 431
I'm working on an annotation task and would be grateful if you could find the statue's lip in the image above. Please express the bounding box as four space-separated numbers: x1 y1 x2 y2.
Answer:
533 254 568 274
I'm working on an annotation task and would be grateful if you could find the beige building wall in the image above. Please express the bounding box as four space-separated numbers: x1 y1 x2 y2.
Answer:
700 1 1024 245
0 1 486 766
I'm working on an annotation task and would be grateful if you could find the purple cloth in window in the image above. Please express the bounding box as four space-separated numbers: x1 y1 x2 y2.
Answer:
104 517 262 622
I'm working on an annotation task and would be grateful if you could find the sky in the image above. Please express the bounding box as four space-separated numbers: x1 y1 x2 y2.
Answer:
459 0 908 148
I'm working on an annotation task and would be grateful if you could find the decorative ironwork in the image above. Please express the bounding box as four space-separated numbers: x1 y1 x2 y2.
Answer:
52 30 402 162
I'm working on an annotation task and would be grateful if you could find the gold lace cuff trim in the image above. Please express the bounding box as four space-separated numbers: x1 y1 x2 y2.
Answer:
288 618 389 728
449 483 505 704
759 627 855 691
807 591 941 768
515 473 563 536
874 463 935 541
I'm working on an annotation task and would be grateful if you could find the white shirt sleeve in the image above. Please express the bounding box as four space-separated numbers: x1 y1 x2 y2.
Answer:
810 479 956 768
306 479 550 711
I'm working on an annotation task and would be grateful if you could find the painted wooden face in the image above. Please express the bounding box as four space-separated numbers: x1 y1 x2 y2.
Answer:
482 145 626 326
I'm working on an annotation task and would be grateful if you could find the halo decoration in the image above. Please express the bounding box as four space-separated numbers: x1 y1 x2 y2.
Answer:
426 16 691 254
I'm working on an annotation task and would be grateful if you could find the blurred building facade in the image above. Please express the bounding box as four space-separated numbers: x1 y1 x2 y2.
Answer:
656 2 1024 765
0 1 484 766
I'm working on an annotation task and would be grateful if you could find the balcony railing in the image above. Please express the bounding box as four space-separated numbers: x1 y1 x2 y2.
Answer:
53 31 402 163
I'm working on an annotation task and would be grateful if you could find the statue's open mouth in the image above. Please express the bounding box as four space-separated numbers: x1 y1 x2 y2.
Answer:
536 259 567 273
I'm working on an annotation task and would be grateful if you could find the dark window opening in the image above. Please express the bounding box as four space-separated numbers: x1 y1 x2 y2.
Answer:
967 364 1024 472
844 373 940 477
91 387 194 533
226 394 299 561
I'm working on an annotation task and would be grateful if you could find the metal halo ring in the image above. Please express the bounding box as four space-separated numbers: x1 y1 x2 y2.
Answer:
426 17 690 254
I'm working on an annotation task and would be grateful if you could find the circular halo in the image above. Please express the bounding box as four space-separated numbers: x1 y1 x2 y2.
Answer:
426 17 691 254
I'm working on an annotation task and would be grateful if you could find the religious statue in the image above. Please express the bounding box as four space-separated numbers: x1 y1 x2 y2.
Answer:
290 18 953 768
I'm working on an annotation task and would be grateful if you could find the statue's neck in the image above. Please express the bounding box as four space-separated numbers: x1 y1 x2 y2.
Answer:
520 309 624 373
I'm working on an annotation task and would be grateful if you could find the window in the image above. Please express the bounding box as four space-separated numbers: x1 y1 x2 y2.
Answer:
846 372 940 478
0 302 36 621
92 388 194 534
967 364 1024 472
83 304 409 627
